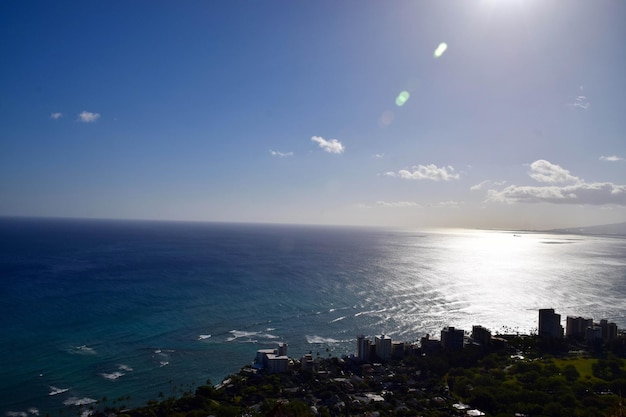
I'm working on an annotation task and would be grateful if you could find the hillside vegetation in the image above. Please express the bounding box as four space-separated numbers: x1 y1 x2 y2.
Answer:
72 336 625 417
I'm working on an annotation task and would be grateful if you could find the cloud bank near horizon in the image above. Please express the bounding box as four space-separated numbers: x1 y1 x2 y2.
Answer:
485 160 626 206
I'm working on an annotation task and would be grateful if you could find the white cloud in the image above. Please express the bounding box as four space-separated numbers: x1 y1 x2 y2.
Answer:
50 112 63 120
528 160 580 184
374 153 385 159
385 164 460 181
376 201 422 208
600 155 624 162
487 183 626 205
270 150 293 158
311 136 345 154
78 111 100 123
485 160 626 206
470 180 506 191
568 95 590 110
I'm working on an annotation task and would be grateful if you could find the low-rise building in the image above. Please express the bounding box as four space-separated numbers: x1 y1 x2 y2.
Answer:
420 334 441 354
586 325 603 347
255 343 289 373
301 353 315 372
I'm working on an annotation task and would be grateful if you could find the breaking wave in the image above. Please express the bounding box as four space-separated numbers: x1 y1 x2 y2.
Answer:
306 335 340 344
63 397 97 406
49 386 69 396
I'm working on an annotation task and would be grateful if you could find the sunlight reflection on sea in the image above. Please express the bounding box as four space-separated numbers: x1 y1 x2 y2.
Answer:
1 220 625 415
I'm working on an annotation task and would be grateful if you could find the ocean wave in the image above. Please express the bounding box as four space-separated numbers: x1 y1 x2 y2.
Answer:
330 316 346 323
227 329 279 342
228 330 258 339
5 409 39 417
68 345 97 355
49 386 70 396
354 308 388 317
198 334 211 340
63 397 97 406
306 335 340 344
101 372 124 380
159 361 169 367
117 364 133 372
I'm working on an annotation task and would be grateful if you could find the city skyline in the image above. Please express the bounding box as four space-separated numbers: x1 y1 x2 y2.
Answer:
1 1 625 230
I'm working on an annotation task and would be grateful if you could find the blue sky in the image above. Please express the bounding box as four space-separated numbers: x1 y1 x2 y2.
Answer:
1 0 625 229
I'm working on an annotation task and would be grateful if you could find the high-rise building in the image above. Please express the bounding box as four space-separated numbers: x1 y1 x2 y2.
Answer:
538 309 564 339
441 327 464 350
471 325 491 347
600 319 618 342
357 335 371 362
375 334 392 360
391 341 405 359
566 316 593 340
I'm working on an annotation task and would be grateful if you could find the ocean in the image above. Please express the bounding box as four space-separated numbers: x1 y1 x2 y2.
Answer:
1 218 625 416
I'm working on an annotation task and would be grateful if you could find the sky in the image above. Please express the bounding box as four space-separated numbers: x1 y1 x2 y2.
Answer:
1 0 625 230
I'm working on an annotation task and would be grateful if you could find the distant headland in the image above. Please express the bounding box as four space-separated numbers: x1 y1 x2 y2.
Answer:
545 221 626 237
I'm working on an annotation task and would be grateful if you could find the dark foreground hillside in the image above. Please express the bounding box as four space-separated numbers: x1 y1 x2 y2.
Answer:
70 336 625 417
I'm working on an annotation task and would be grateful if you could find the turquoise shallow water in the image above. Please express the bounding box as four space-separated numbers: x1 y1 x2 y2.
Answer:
1 218 625 416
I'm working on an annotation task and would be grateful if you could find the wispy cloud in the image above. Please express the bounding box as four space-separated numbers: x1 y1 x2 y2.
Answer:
78 111 100 123
376 201 422 208
363 200 462 209
385 164 460 181
568 95 590 110
311 136 345 154
433 200 463 208
373 153 385 159
600 155 624 162
50 112 63 120
270 150 293 158
485 160 626 205
470 180 506 191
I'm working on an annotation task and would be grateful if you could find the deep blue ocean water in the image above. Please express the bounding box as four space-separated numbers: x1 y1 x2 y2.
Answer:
1 218 625 416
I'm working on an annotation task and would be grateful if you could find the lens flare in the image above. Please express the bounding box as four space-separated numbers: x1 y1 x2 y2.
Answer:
395 91 410 107
434 42 448 58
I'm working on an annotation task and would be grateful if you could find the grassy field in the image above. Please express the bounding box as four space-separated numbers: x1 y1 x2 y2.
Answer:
553 356 598 379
